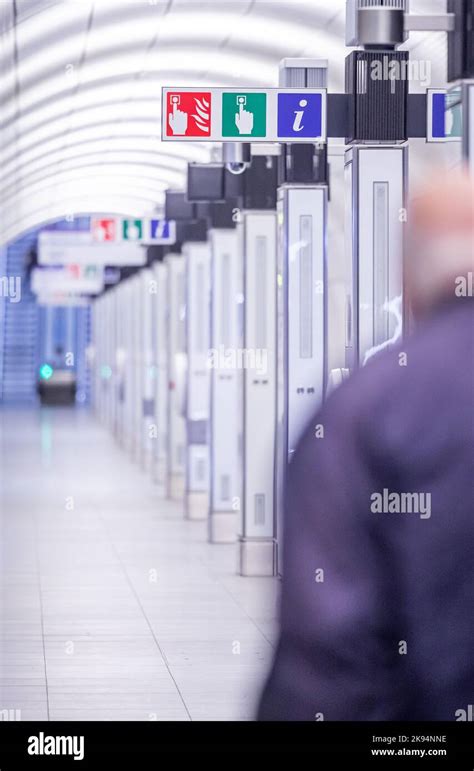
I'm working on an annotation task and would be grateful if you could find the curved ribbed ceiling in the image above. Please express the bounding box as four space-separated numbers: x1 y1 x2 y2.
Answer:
0 0 453 244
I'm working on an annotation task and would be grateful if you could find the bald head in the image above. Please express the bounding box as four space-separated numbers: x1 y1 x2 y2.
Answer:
405 169 474 318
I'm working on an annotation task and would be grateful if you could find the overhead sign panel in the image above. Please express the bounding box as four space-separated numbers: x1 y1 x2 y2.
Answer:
90 217 176 245
162 87 327 143
38 232 146 267
38 219 176 266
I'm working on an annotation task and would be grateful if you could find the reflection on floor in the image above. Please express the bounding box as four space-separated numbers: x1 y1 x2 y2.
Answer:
0 408 278 721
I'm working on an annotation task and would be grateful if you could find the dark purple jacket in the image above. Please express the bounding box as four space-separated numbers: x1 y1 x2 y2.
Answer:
258 299 474 721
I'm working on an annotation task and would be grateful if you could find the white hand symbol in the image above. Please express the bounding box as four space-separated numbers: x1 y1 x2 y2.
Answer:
169 98 188 135
235 99 254 135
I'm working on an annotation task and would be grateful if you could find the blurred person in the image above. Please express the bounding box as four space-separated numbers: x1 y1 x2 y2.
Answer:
258 170 474 721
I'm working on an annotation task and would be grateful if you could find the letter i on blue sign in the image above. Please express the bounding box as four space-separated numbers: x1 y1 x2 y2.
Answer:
277 93 323 139
151 220 169 239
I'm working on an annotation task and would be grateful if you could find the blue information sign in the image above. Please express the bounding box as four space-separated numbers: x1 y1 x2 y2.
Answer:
277 92 323 139
149 219 176 244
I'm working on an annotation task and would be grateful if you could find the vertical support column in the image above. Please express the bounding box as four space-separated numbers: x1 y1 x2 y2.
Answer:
91 301 100 416
344 3 409 370
101 294 109 427
282 187 328 453
152 260 169 493
274 58 330 575
239 210 278 576
132 274 144 463
462 81 474 172
96 301 106 424
184 241 212 520
209 227 243 543
108 294 116 429
345 145 407 368
167 255 186 500
139 269 155 472
110 288 118 436
275 183 328 573
123 277 136 453
115 283 127 447
123 279 136 454
102 294 111 427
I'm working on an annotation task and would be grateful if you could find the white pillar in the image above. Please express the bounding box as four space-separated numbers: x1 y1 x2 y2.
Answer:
137 269 155 472
167 255 186 500
183 241 212 521
344 145 407 370
209 227 243 543
152 261 169 493
239 210 278 576
275 183 328 573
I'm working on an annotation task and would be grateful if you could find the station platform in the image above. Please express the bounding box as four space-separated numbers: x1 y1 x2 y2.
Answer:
0 409 278 721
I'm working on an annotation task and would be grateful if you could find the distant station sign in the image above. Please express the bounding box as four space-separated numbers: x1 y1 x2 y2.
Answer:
90 217 176 245
162 87 327 142
38 231 146 267
38 219 176 266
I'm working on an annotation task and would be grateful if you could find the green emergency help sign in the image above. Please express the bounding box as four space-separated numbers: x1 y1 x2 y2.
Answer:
221 92 267 138
122 219 143 241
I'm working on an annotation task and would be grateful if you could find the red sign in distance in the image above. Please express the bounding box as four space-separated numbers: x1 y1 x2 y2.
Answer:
166 92 212 138
92 218 116 242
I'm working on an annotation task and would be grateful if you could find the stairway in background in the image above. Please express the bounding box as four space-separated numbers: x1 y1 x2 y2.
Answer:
0 233 39 404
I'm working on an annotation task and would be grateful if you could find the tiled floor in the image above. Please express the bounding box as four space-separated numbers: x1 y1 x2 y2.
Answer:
0 408 279 721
